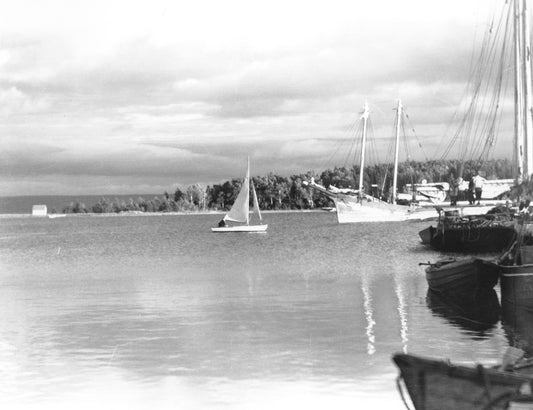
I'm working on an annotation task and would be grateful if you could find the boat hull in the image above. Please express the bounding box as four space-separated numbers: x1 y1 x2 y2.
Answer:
500 264 533 308
392 353 533 410
421 223 515 252
211 224 268 233
334 195 414 223
425 257 499 295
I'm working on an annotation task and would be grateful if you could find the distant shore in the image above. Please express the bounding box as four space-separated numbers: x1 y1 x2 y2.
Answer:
0 209 329 219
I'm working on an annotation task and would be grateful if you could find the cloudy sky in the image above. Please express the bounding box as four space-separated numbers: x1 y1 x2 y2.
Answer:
0 0 510 195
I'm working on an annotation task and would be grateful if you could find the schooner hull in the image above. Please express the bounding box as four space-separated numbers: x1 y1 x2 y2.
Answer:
211 224 268 233
333 194 501 224
334 195 413 223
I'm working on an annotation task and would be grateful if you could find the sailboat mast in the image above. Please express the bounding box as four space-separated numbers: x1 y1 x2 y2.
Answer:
358 102 369 199
514 0 525 182
522 0 533 177
391 99 402 205
245 157 250 225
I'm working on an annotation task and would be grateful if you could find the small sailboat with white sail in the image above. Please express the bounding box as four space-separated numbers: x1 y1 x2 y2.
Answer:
211 158 268 233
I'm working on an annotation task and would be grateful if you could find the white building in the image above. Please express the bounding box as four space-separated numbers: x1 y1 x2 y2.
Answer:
32 205 47 216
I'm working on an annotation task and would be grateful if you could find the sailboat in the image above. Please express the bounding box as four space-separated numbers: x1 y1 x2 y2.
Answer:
211 158 268 233
307 100 448 223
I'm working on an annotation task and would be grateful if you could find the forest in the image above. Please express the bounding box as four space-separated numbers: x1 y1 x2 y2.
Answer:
61 158 514 214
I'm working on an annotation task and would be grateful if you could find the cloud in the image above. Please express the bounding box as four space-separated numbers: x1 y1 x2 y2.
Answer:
0 0 512 195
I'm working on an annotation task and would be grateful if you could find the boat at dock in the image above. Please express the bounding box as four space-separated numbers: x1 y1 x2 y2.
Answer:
306 100 448 223
419 206 517 252
422 256 500 296
499 219 533 308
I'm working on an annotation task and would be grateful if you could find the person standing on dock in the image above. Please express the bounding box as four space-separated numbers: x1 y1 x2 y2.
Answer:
472 172 486 205
448 174 460 206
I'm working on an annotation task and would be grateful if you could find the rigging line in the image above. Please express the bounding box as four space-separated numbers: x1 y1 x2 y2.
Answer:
440 0 510 162
404 110 429 162
319 113 359 172
472 2 512 162
440 1 508 160
343 119 362 169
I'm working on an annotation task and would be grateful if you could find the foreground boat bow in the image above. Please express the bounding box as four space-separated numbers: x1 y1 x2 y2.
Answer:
393 353 533 410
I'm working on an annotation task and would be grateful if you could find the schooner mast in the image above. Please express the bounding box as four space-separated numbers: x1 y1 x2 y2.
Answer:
358 102 370 199
392 99 402 204
514 0 533 180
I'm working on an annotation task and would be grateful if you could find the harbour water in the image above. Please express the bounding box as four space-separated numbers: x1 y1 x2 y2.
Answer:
0 211 521 409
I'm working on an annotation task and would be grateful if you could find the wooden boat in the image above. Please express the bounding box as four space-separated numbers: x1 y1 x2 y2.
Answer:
211 158 268 233
426 289 500 334
393 352 533 410
499 222 533 308
419 207 516 253
423 256 500 296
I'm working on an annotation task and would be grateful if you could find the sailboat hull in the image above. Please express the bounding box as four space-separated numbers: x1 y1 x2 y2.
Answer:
211 224 268 233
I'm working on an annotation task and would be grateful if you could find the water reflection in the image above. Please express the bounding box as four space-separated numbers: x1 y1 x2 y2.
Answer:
361 276 376 355
393 274 408 354
501 300 533 358
426 289 500 336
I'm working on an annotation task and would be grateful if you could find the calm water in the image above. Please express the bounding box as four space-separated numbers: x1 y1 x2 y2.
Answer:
0 212 525 409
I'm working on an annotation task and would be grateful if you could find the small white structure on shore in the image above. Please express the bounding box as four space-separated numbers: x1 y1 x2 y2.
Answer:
32 205 47 216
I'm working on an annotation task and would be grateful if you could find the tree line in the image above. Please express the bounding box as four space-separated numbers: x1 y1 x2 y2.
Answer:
61 158 514 214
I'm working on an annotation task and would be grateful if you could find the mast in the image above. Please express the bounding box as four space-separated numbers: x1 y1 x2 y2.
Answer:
391 99 402 205
245 157 250 225
522 0 533 177
358 102 370 199
514 0 525 182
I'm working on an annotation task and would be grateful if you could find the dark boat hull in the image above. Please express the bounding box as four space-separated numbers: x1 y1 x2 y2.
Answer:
425 257 499 295
392 353 533 410
500 264 533 308
424 225 516 252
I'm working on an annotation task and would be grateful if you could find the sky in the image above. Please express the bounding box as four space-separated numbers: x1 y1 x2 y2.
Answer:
0 0 512 196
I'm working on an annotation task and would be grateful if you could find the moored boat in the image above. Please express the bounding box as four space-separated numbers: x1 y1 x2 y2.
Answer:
423 256 500 296
306 100 441 223
496 215 533 307
393 352 533 410
419 207 516 252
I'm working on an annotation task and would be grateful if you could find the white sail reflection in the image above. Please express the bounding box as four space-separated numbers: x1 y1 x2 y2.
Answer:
394 274 409 354
361 275 376 355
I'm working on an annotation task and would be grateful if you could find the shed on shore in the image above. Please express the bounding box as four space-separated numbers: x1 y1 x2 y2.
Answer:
32 205 47 216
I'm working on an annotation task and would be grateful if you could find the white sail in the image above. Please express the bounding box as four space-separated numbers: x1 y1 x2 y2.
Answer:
251 179 262 221
224 160 250 223
212 157 268 232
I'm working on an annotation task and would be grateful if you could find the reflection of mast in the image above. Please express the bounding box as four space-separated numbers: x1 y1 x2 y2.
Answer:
394 274 409 354
358 102 369 200
361 275 376 355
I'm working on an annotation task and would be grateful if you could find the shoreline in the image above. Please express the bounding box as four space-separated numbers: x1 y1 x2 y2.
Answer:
0 209 328 219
